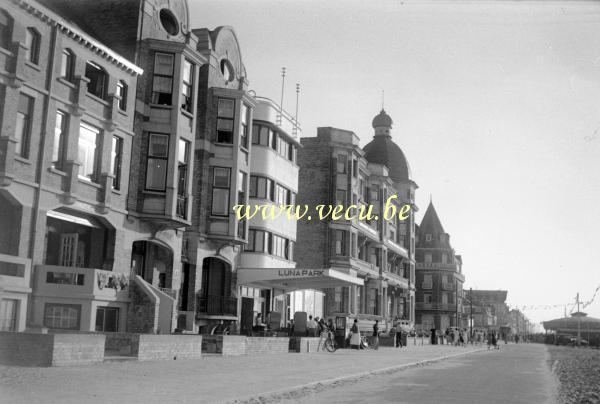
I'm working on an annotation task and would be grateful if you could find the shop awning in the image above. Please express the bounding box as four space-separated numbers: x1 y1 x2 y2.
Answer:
237 268 363 291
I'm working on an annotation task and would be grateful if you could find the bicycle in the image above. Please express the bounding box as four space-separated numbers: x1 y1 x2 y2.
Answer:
319 330 337 352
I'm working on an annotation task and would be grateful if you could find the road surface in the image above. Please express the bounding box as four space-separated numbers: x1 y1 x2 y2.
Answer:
293 344 558 403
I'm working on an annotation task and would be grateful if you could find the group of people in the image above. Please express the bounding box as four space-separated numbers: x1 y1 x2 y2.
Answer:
443 327 467 346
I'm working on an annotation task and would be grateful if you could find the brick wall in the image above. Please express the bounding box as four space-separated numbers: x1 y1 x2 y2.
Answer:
135 334 202 361
296 137 331 269
201 335 292 356
289 337 321 353
244 337 290 355
0 332 105 366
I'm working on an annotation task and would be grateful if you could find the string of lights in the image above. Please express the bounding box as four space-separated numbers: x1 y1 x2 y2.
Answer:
507 284 600 312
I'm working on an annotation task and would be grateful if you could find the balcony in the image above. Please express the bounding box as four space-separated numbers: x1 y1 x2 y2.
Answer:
197 295 237 317
350 257 379 277
34 265 129 301
421 282 433 290
384 271 409 288
0 253 32 294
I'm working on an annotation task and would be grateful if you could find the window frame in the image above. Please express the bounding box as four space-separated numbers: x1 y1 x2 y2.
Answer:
52 110 68 170
15 93 33 159
211 167 231 216
151 52 175 106
60 49 75 82
181 59 194 112
145 133 170 191
216 98 235 144
43 303 81 330
78 122 101 181
0 10 11 50
25 27 40 64
85 61 107 100
111 136 123 190
240 103 249 149
116 80 127 111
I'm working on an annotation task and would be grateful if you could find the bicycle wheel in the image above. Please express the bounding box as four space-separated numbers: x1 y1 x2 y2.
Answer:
324 338 337 352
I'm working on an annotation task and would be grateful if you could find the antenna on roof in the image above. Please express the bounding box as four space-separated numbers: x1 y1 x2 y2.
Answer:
278 67 286 126
381 89 385 110
293 83 300 136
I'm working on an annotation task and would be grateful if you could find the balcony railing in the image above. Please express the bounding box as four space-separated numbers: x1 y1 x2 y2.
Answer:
0 253 32 292
35 265 129 300
176 194 188 219
197 295 237 316
421 282 433 290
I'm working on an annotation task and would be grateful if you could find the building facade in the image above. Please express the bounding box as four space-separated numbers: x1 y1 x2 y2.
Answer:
296 110 417 328
415 201 465 332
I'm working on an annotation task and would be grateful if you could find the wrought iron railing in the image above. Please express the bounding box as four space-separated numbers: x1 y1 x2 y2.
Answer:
197 295 237 316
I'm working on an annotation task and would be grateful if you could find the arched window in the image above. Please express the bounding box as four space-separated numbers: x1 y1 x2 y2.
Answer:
60 49 75 82
0 9 12 49
85 61 107 99
116 80 127 110
25 27 40 64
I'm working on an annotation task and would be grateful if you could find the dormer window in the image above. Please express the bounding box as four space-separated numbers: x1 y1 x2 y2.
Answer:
425 234 432 242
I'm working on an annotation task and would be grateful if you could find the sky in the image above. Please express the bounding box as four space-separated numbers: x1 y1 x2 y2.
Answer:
189 0 600 326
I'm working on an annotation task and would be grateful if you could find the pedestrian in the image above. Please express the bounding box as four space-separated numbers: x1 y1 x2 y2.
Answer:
350 319 361 349
372 320 380 350
307 315 317 337
492 332 499 350
459 330 465 347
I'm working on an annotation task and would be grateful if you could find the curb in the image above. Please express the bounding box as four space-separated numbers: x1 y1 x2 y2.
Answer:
226 348 488 403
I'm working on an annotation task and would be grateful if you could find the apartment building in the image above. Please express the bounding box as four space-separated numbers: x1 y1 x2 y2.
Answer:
415 201 465 331
296 109 417 327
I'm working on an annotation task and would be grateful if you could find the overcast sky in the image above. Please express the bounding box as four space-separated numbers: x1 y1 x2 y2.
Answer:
190 0 600 326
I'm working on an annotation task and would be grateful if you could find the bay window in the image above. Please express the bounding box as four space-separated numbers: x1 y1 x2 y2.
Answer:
52 111 67 170
181 60 194 112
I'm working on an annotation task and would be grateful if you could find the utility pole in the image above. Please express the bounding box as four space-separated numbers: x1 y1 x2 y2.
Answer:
577 292 581 347
469 287 473 342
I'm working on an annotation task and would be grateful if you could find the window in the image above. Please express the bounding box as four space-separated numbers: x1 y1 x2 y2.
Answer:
336 154 347 173
238 171 247 205
288 143 296 162
217 98 235 143
95 306 119 332
43 303 81 330
25 28 40 64
335 230 346 255
335 189 346 206
60 49 74 82
253 124 271 146
181 60 193 112
368 288 379 315
351 233 357 258
111 136 123 190
52 111 67 170
85 62 107 99
15 93 33 158
159 9 179 35
275 183 289 205
425 234 432 242
424 253 432 264
0 10 11 49
424 294 433 304
352 159 358 177
441 253 447 264
249 176 274 200
78 123 100 180
245 229 267 252
211 167 230 216
240 103 249 149
370 185 379 201
177 140 189 218
152 53 174 105
116 80 127 111
145 133 169 190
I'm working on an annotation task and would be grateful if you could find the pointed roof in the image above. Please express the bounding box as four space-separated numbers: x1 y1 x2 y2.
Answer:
416 201 451 249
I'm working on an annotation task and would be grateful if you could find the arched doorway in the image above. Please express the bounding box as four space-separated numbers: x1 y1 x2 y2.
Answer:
131 240 173 289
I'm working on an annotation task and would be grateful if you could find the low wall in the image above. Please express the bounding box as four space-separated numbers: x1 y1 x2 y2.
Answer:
202 335 291 356
289 337 321 353
0 332 105 366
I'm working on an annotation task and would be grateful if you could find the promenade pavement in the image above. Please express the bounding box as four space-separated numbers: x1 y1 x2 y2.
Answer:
0 341 486 404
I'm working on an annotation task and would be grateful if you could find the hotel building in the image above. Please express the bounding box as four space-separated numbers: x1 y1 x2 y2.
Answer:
296 110 417 328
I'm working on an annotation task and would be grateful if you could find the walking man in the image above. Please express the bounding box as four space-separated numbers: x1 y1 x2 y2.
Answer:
372 320 380 350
